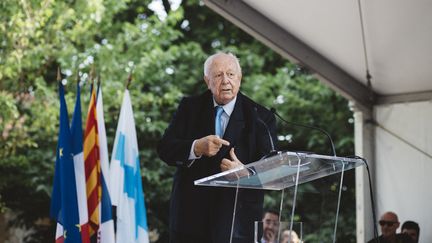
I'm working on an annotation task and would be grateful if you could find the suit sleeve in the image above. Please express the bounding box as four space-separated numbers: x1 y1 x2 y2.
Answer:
157 98 195 167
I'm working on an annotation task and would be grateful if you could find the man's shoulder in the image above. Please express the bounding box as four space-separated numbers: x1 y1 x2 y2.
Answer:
396 233 415 243
180 90 211 105
238 92 271 115
367 235 384 243
367 234 414 243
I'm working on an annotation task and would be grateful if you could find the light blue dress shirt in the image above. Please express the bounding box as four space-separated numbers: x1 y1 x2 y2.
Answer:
187 96 237 165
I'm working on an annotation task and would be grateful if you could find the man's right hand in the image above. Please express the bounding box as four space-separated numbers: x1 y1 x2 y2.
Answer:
194 135 230 157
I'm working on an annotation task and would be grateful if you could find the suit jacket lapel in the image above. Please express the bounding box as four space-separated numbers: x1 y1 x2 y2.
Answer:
220 94 245 156
198 90 216 137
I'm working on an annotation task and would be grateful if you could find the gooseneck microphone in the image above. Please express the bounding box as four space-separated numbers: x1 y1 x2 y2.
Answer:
254 107 278 159
270 108 337 157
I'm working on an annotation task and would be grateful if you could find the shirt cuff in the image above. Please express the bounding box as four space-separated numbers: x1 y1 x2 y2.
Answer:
187 140 202 167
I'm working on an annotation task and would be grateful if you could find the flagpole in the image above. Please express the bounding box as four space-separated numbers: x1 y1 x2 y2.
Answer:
76 70 80 85
126 70 132 90
57 66 61 83
90 65 96 82
97 74 101 88
96 74 101 99
89 65 95 97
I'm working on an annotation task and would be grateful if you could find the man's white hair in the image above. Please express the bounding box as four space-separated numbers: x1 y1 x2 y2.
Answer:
203 52 242 77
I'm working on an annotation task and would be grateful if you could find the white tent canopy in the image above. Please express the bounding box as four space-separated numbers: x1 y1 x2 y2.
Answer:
203 0 432 242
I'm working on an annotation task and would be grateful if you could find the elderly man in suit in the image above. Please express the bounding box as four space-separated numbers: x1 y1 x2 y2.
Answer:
158 52 276 243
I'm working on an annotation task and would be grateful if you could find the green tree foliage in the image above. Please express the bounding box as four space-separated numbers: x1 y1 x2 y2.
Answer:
0 0 355 242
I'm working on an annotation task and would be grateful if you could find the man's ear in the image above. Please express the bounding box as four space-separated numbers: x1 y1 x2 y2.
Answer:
204 75 210 87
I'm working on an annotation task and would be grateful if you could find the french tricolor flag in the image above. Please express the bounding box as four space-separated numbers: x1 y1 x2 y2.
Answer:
96 83 115 243
70 81 91 243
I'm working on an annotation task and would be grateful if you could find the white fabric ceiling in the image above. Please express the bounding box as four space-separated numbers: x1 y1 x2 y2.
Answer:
204 0 432 108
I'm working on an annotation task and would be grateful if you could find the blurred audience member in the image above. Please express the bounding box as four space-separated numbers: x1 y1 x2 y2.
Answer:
367 211 414 243
401 221 420 243
261 210 279 243
281 229 301 243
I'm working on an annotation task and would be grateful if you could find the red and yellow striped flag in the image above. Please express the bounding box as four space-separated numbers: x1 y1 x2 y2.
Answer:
84 85 101 238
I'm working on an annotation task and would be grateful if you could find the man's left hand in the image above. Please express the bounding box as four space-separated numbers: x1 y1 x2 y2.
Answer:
220 148 244 171
220 148 251 179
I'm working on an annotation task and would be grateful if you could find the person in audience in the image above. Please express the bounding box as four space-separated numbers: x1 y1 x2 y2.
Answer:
261 210 280 243
281 229 301 243
401 221 420 243
367 211 414 243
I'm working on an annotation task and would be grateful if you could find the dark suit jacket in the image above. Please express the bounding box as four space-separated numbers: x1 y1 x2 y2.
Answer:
158 90 277 243
367 233 414 243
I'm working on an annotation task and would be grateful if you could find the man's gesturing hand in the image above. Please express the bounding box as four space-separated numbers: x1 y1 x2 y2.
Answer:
220 148 244 171
194 135 230 157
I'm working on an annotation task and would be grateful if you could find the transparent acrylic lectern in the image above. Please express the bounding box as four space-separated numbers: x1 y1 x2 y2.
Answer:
194 151 365 243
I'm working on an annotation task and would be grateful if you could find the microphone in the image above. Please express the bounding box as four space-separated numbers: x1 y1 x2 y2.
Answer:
270 108 337 157
254 107 279 159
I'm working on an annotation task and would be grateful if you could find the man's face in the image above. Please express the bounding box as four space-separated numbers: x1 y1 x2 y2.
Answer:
402 228 418 242
379 213 400 238
262 212 279 241
204 54 242 105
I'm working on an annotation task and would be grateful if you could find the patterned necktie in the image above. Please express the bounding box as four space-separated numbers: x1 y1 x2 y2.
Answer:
215 106 224 137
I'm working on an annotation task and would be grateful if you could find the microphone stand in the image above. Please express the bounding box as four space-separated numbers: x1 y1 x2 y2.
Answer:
254 107 278 159
270 108 344 243
270 108 337 157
